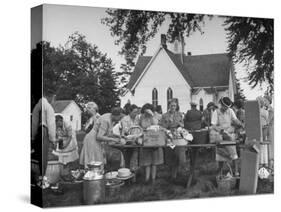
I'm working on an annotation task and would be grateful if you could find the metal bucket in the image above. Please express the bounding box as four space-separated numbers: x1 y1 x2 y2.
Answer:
105 180 124 197
83 179 105 205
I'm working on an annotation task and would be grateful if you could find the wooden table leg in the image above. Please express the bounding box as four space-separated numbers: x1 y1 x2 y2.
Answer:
187 148 198 188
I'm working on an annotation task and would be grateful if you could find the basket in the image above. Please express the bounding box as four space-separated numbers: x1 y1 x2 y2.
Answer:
216 163 236 192
128 126 143 137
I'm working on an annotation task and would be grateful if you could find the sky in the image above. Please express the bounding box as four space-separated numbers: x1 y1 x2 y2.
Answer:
32 4 268 100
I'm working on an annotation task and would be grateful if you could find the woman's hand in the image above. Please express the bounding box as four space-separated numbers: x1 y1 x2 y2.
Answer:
120 138 127 145
110 137 120 143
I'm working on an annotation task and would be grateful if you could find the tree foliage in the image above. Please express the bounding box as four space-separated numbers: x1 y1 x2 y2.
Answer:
102 9 207 69
234 71 246 102
224 17 274 93
102 9 273 93
32 32 120 114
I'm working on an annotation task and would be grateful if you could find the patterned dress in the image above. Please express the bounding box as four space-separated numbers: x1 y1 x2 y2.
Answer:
120 115 140 170
79 113 114 168
160 111 186 166
56 121 79 165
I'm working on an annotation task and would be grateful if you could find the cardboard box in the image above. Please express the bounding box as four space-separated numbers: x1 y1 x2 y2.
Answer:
143 130 166 146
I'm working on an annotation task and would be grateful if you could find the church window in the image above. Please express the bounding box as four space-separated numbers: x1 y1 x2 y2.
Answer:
152 88 158 107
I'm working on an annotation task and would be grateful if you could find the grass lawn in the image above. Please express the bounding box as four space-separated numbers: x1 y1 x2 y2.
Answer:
42 132 274 207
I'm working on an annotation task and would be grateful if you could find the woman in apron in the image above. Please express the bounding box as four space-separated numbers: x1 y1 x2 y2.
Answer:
55 115 79 180
211 97 243 177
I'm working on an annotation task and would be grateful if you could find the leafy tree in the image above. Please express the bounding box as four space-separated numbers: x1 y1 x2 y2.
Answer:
102 9 207 69
31 41 65 110
224 17 273 93
32 32 120 114
59 32 120 114
31 42 43 110
234 73 246 102
102 9 273 92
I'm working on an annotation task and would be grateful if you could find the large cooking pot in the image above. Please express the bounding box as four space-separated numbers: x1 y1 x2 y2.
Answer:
83 179 105 205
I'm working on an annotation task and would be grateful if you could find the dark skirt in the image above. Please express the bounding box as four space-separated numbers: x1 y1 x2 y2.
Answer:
165 146 187 166
139 147 164 166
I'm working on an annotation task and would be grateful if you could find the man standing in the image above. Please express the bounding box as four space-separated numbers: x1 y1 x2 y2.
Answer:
31 89 57 186
184 102 202 130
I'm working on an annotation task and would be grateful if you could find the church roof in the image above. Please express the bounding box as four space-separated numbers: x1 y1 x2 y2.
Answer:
126 48 232 91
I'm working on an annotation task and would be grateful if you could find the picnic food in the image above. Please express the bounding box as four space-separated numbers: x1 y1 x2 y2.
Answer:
147 125 160 131
71 169 85 181
117 168 131 178
105 171 118 179
105 179 123 187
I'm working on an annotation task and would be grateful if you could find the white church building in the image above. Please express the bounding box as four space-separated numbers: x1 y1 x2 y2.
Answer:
120 34 237 112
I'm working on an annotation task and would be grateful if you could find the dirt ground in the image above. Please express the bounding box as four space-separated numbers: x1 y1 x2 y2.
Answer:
42 152 273 207
40 132 274 208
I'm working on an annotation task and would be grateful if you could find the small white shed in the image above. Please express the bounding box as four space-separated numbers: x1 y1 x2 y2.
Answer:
52 100 82 131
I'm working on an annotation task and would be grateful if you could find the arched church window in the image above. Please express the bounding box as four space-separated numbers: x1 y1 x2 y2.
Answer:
152 88 158 107
167 87 173 110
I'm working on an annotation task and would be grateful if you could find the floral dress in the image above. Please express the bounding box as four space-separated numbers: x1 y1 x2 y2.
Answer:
79 113 114 168
160 111 186 166
120 115 140 170
56 121 79 165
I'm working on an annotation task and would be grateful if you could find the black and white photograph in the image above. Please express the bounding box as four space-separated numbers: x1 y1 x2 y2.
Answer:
30 3 274 208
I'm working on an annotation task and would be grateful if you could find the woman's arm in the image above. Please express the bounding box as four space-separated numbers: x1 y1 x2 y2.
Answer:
96 134 120 143
159 114 169 129
62 123 73 148
178 112 184 128
230 109 244 128
96 119 120 143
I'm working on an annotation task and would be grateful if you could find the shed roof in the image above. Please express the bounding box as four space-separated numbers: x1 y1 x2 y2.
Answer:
52 100 74 113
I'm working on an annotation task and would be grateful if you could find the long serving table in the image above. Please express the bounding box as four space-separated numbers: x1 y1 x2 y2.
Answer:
110 143 218 188
109 141 271 188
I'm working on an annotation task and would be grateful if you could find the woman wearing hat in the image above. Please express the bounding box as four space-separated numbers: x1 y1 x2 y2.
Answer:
211 97 243 177
55 115 79 181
